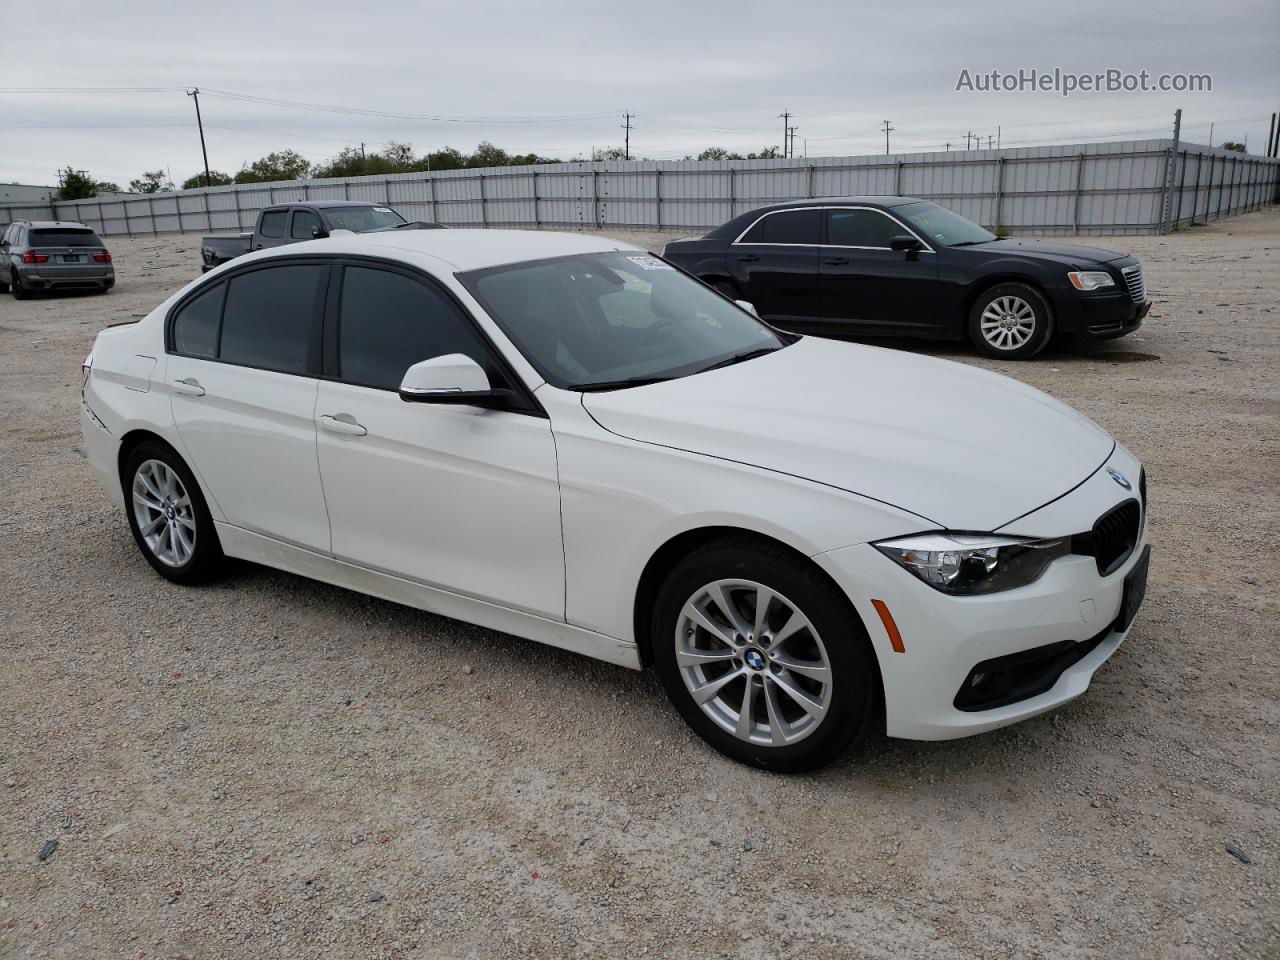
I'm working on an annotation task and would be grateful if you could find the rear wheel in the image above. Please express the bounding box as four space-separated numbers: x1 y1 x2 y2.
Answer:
123 441 223 584
651 537 878 772
11 271 31 300
968 282 1052 359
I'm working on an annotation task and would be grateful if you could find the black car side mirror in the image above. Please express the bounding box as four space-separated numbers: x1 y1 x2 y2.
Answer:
889 235 922 252
311 226 330 239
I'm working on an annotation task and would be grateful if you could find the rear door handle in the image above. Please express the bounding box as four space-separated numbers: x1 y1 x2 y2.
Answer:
824 257 850 265
736 254 759 262
173 377 205 397
319 413 367 437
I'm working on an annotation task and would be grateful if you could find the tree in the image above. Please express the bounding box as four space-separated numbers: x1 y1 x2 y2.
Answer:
594 146 629 161
129 170 175 194
55 167 118 200
234 150 312 184
697 146 744 161
419 147 466 171
747 145 782 159
181 170 234 189
1220 141 1246 154
466 141 512 168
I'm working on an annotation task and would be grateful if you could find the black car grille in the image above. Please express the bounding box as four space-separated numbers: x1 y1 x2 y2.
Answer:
1088 499 1142 576
1121 265 1146 303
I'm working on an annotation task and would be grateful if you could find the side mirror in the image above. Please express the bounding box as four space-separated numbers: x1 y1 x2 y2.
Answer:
889 235 922 252
311 226 330 239
398 354 513 409
735 299 759 317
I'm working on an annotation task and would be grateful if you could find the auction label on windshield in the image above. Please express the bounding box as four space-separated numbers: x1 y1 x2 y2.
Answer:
627 255 673 271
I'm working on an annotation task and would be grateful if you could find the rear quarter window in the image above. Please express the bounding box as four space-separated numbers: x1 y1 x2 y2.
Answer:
171 283 225 359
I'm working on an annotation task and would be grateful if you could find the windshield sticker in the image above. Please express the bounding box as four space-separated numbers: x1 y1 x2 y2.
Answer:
626 255 673 271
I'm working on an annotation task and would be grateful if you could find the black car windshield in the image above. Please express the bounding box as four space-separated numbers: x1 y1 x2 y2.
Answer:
30 228 102 247
323 206 406 232
897 201 996 247
460 252 787 390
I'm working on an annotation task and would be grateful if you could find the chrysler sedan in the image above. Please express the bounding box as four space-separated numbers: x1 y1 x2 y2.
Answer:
80 229 1149 771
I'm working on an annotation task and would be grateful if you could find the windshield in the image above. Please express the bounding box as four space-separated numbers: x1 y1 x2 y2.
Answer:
897 201 996 247
460 252 787 390
30 228 102 248
323 206 406 232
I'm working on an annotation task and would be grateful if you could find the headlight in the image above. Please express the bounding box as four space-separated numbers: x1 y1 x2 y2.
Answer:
1067 270 1115 291
874 533 1070 596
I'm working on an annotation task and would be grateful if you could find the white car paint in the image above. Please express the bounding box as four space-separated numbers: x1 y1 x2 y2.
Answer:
81 228 1147 741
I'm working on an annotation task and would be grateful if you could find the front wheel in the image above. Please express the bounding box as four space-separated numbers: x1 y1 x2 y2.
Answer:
968 282 1052 360
123 441 223 584
651 537 878 772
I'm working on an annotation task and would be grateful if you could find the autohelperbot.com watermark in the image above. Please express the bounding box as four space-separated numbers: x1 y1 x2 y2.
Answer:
955 68 1212 97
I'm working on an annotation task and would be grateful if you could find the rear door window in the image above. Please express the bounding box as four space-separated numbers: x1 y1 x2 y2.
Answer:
258 210 287 239
219 264 324 374
738 209 821 245
171 283 225 359
826 209 904 248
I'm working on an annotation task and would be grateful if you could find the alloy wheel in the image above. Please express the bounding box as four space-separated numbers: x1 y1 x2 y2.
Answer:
675 579 833 746
979 295 1036 351
131 459 197 567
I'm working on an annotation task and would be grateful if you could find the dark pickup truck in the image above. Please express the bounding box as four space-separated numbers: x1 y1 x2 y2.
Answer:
200 201 443 271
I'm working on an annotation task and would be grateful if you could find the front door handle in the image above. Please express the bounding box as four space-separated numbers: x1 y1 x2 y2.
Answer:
319 413 367 437
173 377 205 397
824 257 850 265
737 254 759 263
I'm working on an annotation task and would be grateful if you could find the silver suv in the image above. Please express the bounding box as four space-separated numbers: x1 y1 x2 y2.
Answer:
1 220 114 299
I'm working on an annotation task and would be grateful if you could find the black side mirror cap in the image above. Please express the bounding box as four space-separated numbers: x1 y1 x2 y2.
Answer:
399 387 516 409
312 227 330 239
889 235 922 252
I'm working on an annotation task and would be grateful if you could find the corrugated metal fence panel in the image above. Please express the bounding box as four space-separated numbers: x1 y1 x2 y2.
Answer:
7 140 1277 238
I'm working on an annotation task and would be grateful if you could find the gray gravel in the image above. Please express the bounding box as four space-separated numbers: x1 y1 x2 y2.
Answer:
1 211 1277 959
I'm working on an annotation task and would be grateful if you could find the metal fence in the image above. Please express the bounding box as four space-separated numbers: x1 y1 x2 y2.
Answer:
4 139 1277 239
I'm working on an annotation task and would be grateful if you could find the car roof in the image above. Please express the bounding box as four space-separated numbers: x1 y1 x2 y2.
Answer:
707 196 923 238
23 221 95 230
264 200 395 209
273 228 644 272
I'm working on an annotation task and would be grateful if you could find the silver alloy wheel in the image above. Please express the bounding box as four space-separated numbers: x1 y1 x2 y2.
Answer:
675 579 833 746
131 459 197 567
979 295 1037 350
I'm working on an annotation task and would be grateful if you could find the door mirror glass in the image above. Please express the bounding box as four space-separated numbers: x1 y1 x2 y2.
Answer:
735 299 758 317
399 353 511 408
889 234 922 252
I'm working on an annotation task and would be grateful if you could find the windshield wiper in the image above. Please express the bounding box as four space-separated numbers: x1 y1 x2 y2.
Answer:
576 376 673 393
951 238 1000 246
694 346 780 375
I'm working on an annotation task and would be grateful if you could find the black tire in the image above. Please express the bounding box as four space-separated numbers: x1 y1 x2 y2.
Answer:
651 536 879 772
708 278 740 300
967 282 1053 360
123 440 223 584
11 271 31 300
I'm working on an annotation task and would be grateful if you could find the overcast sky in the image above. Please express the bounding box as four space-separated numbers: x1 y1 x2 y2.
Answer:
2 0 1277 189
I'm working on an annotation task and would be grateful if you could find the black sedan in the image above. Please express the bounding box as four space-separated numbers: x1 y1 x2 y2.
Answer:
661 197 1151 359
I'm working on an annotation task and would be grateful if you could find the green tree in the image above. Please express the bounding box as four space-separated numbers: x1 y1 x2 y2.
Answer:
418 147 466 171
55 167 118 200
747 146 782 159
697 146 744 161
234 150 312 184
466 141 512 168
129 170 175 194
1220 141 1246 154
181 170 234 189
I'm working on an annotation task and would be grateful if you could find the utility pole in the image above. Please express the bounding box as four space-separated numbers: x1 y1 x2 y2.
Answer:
997 125 1002 149
881 120 894 155
779 110 792 157
1268 112 1278 158
986 135 995 149
360 142 366 159
186 88 211 188
1159 108 1182 234
1208 122 1214 147
964 130 976 150
788 126 798 159
945 142 951 151
622 111 633 161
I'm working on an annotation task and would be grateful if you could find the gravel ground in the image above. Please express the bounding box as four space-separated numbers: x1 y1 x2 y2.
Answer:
1 211 1277 960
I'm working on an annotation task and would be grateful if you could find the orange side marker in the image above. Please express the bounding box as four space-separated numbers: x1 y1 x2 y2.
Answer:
871 599 906 653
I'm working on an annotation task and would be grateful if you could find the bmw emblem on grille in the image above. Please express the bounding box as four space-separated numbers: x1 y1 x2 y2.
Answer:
1107 467 1132 490
744 649 765 670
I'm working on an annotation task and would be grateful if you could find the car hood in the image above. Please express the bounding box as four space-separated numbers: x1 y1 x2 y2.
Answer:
581 338 1114 532
959 237 1129 265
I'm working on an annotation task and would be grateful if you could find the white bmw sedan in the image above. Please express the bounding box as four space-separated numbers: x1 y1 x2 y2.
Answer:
80 229 1149 771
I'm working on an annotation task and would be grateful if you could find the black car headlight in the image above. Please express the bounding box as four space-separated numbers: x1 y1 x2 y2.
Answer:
874 533 1071 596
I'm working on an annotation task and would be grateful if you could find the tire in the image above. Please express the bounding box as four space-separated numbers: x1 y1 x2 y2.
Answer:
651 536 879 772
123 441 223 584
968 282 1053 360
11 271 31 300
708 279 740 300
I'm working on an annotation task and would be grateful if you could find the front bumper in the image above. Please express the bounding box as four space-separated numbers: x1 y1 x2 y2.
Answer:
1052 288 1150 340
814 446 1148 740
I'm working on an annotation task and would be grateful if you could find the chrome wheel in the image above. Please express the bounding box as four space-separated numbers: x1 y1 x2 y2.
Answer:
675 579 833 746
980 295 1036 351
131 459 196 567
